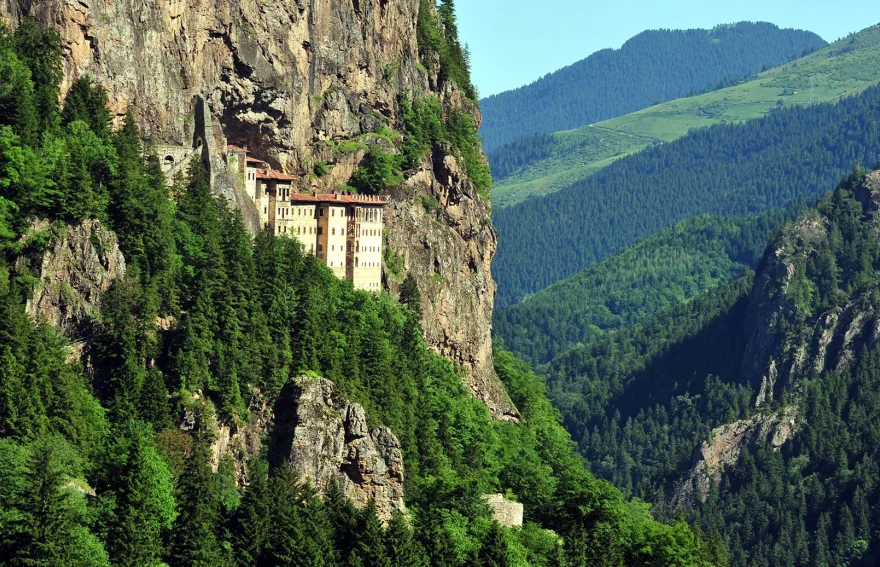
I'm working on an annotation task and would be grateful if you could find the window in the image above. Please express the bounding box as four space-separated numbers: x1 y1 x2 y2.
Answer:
318 227 323 235
320 209 324 217
332 209 335 217
332 228 335 236
341 228 345 236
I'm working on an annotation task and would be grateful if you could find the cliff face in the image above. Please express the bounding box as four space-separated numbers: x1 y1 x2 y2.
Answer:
664 407 797 511
0 0 514 419
270 377 405 522
667 170 880 510
18 219 126 357
741 178 880 405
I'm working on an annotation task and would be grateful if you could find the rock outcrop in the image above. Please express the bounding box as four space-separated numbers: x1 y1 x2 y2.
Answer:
741 176 880 406
667 170 880 512
19 219 126 354
385 153 517 421
269 376 405 522
664 407 797 511
0 0 514 420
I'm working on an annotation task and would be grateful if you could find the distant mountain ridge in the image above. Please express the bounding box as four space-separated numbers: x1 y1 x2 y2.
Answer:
479 22 826 152
492 79 880 308
490 24 880 209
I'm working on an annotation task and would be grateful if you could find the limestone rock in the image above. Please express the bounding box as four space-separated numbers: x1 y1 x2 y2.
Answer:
270 376 405 522
20 219 126 353
385 150 518 422
663 406 798 511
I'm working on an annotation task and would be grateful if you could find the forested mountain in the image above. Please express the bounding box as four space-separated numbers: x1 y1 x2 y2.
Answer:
490 24 880 209
542 168 880 566
493 79 880 308
479 22 826 152
0 16 723 567
494 203 808 365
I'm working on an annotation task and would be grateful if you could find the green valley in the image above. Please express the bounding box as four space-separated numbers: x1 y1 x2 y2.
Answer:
493 203 807 366
491 24 880 209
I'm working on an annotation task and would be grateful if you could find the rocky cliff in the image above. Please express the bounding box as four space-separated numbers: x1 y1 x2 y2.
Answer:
664 406 797 511
666 170 880 510
0 0 514 420
741 175 880 405
18 219 126 358
269 376 405 522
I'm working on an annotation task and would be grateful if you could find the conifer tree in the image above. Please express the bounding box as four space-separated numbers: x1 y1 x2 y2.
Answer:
61 75 112 139
103 421 176 567
11 18 61 134
232 460 273 567
351 501 390 567
386 510 426 567
399 274 422 320
477 523 511 567
169 438 226 567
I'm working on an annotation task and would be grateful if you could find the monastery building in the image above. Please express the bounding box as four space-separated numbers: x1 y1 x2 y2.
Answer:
226 145 387 291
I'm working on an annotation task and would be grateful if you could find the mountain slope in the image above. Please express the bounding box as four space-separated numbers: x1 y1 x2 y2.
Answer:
493 78 880 308
492 24 880 209
479 22 825 153
0 12 724 567
494 203 807 366
543 168 880 566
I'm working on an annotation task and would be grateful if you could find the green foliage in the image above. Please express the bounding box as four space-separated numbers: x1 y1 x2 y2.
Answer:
494 80 880 308
353 145 404 194
479 22 826 152
399 273 423 320
399 95 491 197
0 19 719 567
541 275 756 500
313 161 330 177
401 95 445 170
537 169 880 565
62 75 112 139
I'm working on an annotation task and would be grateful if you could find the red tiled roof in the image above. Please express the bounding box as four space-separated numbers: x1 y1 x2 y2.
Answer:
246 156 266 165
227 144 247 152
288 193 388 206
256 168 296 181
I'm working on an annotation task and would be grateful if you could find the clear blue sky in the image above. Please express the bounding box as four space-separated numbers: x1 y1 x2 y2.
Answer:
457 0 880 98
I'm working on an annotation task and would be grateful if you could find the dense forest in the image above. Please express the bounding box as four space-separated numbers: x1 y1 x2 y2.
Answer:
0 18 724 567
493 81 880 308
494 203 807 365
542 169 880 566
479 23 825 152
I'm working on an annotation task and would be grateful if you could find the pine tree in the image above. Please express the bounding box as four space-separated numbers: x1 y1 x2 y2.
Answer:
232 461 273 567
169 438 226 567
386 511 426 567
61 75 112 139
477 523 511 567
399 274 422 320
11 17 61 135
351 501 390 567
104 421 176 567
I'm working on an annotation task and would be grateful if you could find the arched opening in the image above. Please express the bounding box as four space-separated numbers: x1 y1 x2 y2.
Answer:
355 257 359 267
164 155 176 167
